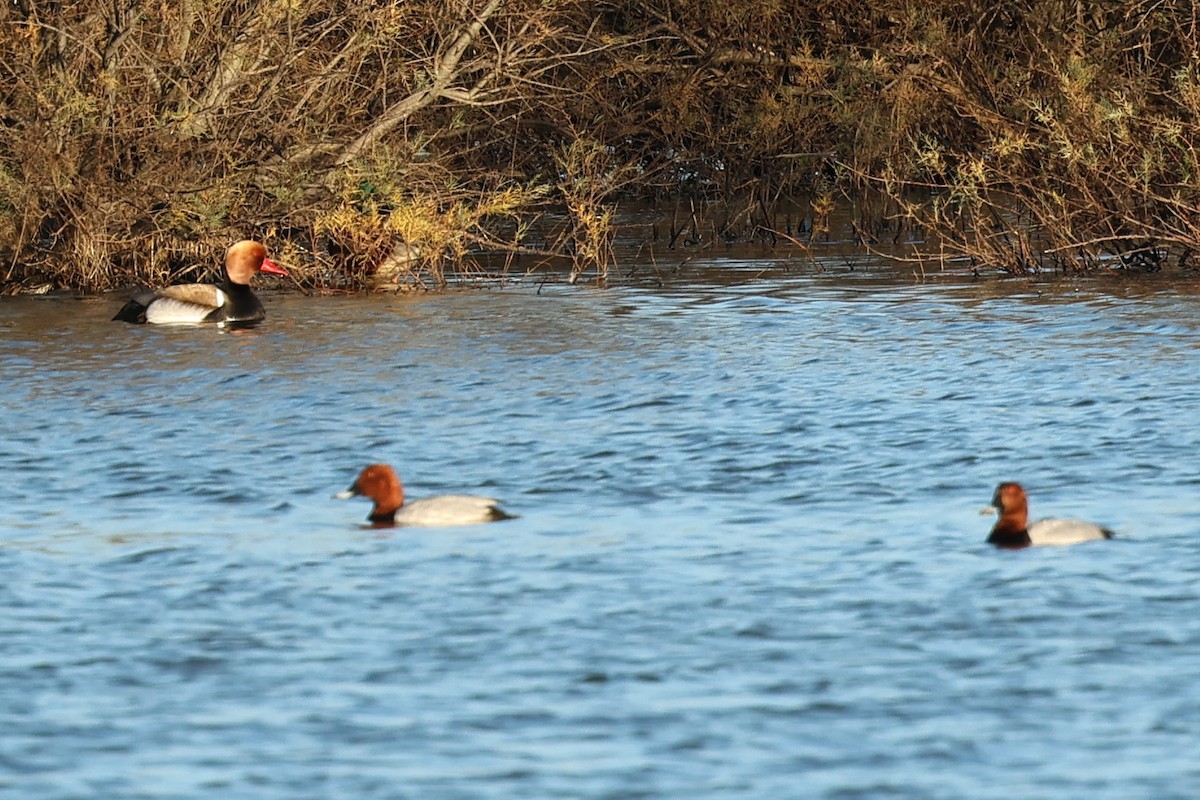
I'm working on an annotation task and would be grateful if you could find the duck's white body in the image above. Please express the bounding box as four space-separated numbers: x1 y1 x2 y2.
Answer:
1026 518 1112 547
390 495 508 527
143 287 232 324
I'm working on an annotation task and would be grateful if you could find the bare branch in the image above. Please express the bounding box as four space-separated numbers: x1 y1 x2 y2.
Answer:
332 0 504 166
176 2 288 137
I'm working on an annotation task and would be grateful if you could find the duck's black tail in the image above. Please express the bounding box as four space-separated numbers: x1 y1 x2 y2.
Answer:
112 292 153 323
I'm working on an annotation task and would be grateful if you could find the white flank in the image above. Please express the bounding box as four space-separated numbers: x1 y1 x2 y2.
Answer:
1027 518 1110 546
144 297 217 324
394 495 504 526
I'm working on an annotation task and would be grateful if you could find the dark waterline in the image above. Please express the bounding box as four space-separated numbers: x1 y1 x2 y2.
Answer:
3 263 1200 798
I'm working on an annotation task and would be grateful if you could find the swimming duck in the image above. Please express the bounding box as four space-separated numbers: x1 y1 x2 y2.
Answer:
113 240 287 327
335 464 512 527
986 482 1114 548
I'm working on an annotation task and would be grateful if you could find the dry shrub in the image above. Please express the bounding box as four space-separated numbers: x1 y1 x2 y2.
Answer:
315 155 543 290
6 0 1200 288
0 0 592 290
554 137 626 284
877 0 1200 272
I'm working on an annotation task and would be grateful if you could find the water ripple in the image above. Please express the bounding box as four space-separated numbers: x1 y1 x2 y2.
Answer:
2 279 1200 797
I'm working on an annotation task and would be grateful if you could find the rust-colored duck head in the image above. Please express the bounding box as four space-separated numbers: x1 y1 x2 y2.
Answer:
224 240 287 285
987 481 1031 548
334 464 405 525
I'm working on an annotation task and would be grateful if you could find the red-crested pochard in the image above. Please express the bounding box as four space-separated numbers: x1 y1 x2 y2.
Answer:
113 240 287 327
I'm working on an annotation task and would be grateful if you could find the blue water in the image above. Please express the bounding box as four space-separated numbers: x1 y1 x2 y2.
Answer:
3 264 1200 798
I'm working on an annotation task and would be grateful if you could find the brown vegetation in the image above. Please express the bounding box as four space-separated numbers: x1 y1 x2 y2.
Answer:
2 0 1200 292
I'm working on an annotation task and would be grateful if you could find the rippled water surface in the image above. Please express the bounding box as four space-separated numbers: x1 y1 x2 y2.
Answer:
3 263 1200 798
